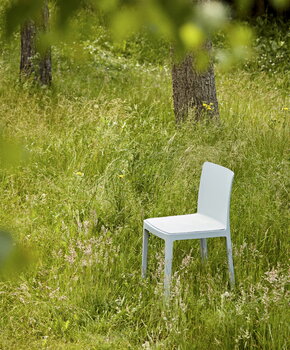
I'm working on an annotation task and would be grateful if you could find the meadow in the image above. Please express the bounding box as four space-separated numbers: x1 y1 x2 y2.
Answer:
0 12 289 350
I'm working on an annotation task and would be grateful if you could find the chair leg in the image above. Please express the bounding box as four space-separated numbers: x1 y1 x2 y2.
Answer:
200 238 208 261
142 229 149 278
226 235 235 287
164 239 174 298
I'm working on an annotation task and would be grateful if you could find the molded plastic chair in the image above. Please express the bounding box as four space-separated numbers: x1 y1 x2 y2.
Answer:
142 162 235 297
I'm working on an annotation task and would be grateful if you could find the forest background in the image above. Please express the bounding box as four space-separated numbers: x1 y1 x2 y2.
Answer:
0 0 289 349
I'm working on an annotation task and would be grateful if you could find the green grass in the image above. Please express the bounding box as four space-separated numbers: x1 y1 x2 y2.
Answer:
0 15 289 350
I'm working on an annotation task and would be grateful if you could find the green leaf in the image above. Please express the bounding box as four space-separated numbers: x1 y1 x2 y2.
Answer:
0 230 13 265
179 23 205 50
5 0 44 36
228 24 253 48
195 1 229 32
55 0 85 28
110 7 142 41
270 0 290 10
0 135 24 169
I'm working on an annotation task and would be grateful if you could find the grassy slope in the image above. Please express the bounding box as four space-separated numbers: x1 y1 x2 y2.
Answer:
0 14 289 350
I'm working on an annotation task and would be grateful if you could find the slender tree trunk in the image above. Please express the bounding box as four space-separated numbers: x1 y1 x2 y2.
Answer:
172 40 219 122
20 21 36 78
20 0 51 85
39 1 52 85
255 0 265 16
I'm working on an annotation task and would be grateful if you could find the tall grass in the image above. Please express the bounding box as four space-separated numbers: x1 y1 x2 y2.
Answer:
0 13 289 350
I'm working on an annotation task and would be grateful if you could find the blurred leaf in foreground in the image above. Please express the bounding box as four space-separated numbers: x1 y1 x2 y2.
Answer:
0 135 24 170
179 23 205 50
5 0 44 37
270 0 290 10
0 230 13 266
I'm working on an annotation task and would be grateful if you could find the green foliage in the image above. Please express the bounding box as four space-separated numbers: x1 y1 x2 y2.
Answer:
247 16 290 74
4 0 45 36
213 15 289 73
1 0 252 69
3 0 290 73
0 16 289 349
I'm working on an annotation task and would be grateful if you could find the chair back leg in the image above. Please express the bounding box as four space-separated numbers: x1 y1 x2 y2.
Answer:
200 238 208 261
142 229 149 278
226 235 235 287
164 239 174 298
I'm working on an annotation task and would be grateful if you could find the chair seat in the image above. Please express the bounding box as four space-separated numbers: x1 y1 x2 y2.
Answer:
145 213 225 235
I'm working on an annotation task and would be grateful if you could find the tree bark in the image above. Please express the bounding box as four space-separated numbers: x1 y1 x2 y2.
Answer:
172 0 219 122
20 0 51 85
39 1 52 85
255 0 265 16
172 40 219 122
20 21 36 78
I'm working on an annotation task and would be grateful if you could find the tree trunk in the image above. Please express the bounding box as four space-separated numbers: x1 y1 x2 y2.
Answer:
20 0 51 85
172 40 219 122
39 1 52 85
255 0 265 16
20 21 36 78
172 0 219 122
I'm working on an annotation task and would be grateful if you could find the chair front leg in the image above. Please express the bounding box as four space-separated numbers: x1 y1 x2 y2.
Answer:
200 238 208 261
142 229 149 278
226 234 235 287
164 239 174 298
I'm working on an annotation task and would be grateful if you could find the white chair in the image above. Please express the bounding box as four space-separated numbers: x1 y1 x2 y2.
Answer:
142 162 235 297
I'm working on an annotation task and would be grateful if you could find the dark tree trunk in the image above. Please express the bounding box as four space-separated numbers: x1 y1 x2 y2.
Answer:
172 0 219 122
172 40 219 122
20 0 51 85
20 21 36 78
255 0 265 16
39 1 52 85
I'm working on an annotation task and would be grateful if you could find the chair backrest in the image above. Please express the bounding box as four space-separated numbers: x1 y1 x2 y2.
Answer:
197 162 234 228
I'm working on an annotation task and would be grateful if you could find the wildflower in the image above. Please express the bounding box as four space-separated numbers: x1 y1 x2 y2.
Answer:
118 174 125 178
264 268 279 283
202 102 214 111
142 341 150 349
75 171 84 177
42 336 48 346
64 246 77 264
282 107 288 111
221 291 231 299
